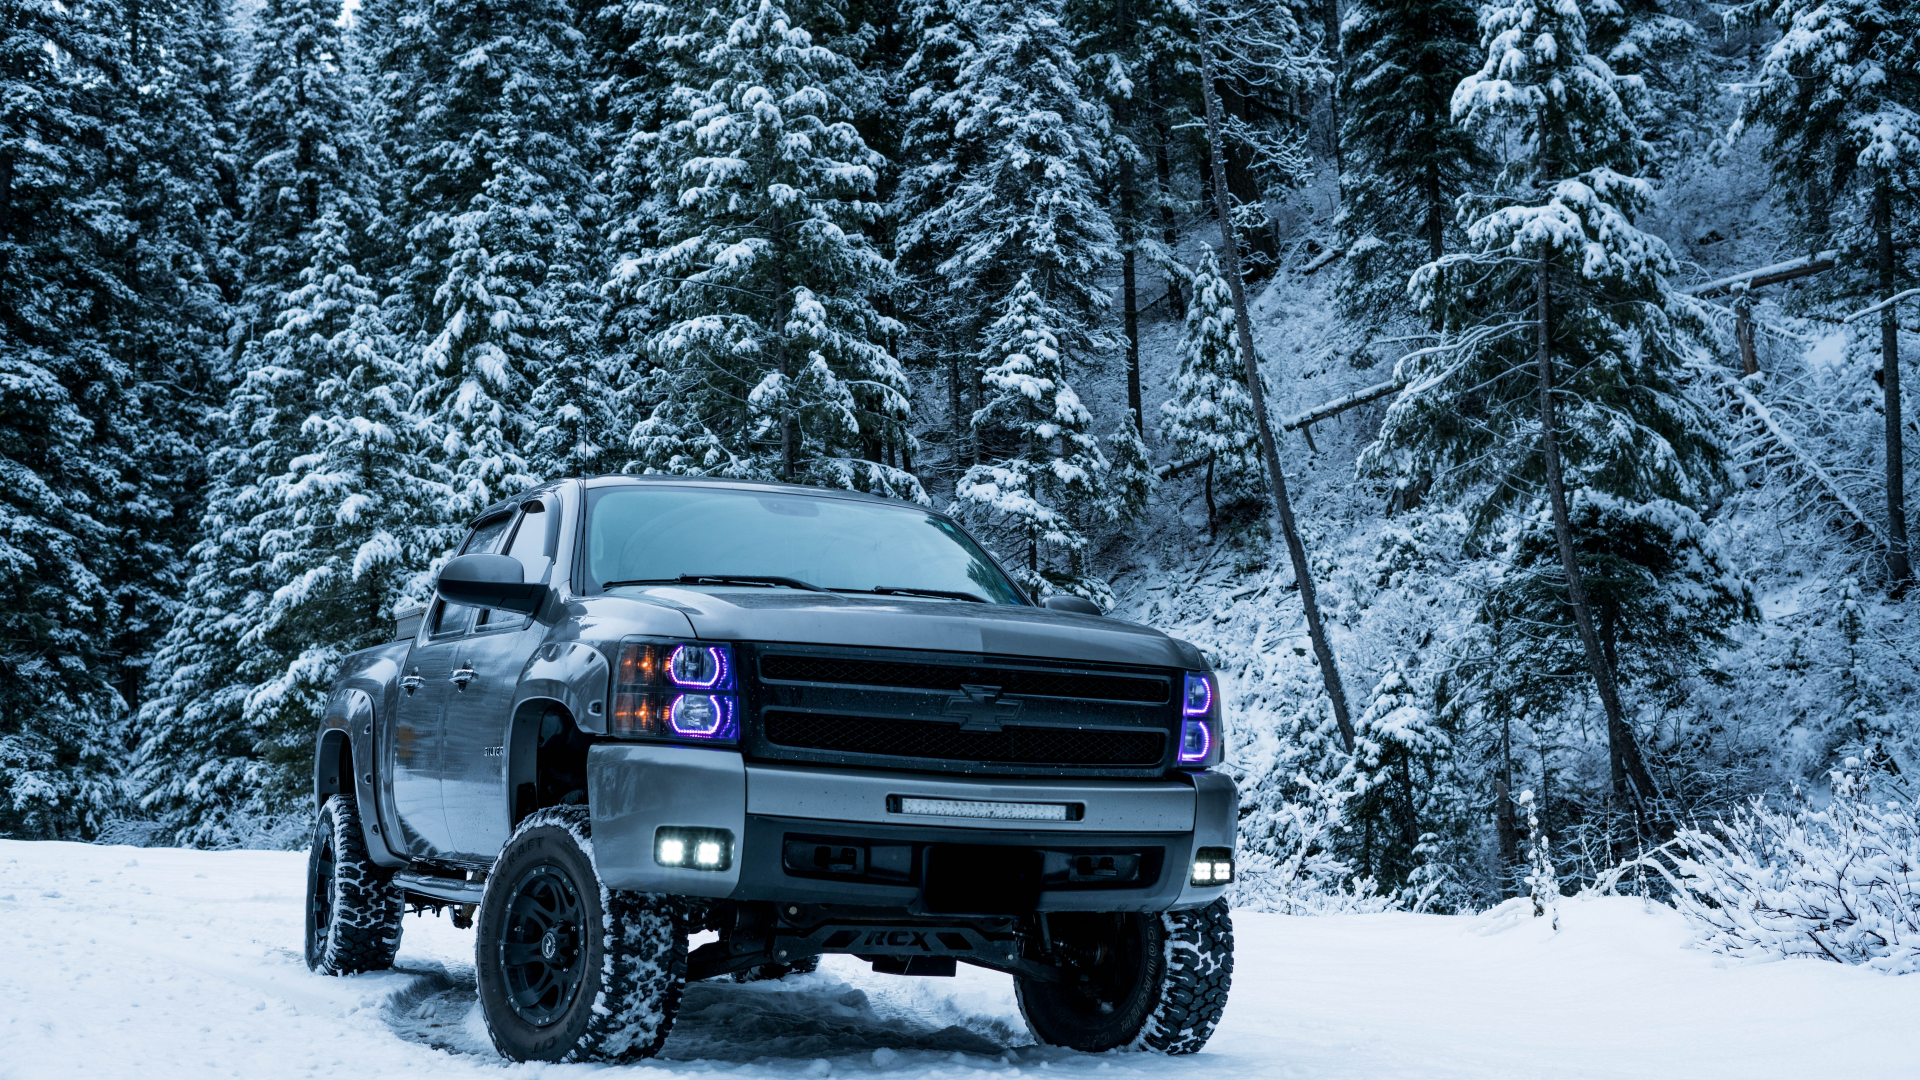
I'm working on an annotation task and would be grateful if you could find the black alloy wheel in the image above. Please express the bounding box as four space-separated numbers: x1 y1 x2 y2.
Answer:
499 865 589 1026
308 831 337 949
476 806 687 1063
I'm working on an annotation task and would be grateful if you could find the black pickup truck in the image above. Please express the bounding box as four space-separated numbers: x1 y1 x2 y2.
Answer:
305 475 1236 1063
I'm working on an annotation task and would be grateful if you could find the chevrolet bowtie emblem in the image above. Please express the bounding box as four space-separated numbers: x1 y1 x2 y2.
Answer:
944 684 1022 733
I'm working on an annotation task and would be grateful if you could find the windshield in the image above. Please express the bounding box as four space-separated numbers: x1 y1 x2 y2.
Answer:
584 486 1028 604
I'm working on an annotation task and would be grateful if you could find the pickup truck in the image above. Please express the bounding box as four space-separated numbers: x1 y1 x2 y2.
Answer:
304 475 1236 1063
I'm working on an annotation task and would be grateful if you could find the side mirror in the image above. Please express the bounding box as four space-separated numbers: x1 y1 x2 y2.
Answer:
1041 594 1103 616
437 554 547 613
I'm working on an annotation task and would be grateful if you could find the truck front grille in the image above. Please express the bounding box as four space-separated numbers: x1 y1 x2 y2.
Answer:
758 654 1169 704
763 711 1166 767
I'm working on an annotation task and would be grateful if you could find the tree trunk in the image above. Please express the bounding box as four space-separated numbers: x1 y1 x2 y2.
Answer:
772 206 796 479
1153 109 1185 318
1216 79 1277 268
1423 109 1443 263
1534 244 1657 819
1321 0 1345 186
1495 714 1519 875
949 356 966 466
1204 455 1217 541
1199 12 1355 753
1875 174 1910 588
1122 170 1143 434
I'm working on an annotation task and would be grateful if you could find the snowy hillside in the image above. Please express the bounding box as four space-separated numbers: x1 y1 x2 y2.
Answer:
6 840 1917 1079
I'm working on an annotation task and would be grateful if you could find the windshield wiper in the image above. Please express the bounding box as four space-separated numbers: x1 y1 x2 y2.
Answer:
861 585 987 603
599 575 826 592
676 574 827 592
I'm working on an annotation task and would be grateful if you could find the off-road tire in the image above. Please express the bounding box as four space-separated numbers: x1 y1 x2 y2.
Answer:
730 954 821 982
475 806 687 1063
1015 898 1233 1054
305 795 404 975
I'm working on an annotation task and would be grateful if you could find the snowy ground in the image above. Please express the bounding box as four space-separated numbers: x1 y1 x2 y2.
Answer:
3 840 1916 1080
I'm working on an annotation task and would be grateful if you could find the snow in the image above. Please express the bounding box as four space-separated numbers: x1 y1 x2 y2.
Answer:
5 840 1918 1079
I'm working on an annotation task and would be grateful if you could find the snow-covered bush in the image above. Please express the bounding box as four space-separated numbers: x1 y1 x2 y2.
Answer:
1652 771 1920 973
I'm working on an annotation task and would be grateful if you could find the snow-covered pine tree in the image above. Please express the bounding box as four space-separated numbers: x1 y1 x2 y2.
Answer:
1479 492 1755 725
954 275 1125 603
1335 0 1487 320
527 334 620 479
230 0 374 363
1361 0 1723 821
243 216 446 803
0 0 134 838
615 0 918 495
100 0 243 719
384 0 596 519
1586 0 1708 169
894 0 983 455
896 0 1118 414
905 0 1144 595
1347 663 1464 900
1160 247 1267 537
129 0 401 843
593 0 675 445
132 212 442 842
1733 0 1919 586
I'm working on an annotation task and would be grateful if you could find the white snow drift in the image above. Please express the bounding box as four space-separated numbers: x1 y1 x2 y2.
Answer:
2 839 1915 1080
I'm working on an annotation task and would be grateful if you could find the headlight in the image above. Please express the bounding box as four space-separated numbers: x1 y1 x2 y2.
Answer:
1179 671 1223 767
611 640 740 742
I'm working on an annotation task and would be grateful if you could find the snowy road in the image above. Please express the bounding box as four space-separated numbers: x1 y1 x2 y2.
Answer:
2 840 1915 1080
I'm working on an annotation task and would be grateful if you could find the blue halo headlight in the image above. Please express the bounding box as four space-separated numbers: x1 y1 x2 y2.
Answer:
1179 672 1222 767
668 693 737 739
612 641 738 742
669 644 729 688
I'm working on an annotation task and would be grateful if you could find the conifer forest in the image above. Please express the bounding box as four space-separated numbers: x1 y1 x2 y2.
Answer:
3 0 1919 920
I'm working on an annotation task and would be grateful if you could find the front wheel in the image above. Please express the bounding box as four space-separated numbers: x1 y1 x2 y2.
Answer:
1015 898 1233 1054
305 795 404 974
475 807 687 1063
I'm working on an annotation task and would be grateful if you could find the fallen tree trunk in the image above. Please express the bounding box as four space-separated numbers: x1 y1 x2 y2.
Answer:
1281 377 1404 431
1687 250 1837 299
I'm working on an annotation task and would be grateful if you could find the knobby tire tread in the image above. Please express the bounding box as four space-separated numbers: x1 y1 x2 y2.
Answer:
480 806 687 1063
310 795 404 975
1134 898 1234 1054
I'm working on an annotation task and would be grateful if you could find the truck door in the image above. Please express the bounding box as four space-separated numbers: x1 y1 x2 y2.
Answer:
442 498 557 859
388 512 514 859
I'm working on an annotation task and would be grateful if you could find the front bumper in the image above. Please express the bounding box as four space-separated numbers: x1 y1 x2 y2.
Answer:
587 744 1236 911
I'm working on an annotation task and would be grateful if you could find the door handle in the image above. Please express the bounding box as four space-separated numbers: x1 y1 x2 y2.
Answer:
401 670 424 695
450 663 478 690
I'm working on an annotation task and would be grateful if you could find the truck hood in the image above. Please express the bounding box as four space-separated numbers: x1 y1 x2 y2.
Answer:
611 587 1204 670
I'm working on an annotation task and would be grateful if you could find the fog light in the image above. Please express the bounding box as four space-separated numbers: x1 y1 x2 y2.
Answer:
1190 846 1234 886
654 826 735 871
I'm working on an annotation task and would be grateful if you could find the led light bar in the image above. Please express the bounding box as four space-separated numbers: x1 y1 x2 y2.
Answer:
888 795 1081 822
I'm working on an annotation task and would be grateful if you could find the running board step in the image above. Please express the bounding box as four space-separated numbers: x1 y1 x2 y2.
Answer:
394 869 486 905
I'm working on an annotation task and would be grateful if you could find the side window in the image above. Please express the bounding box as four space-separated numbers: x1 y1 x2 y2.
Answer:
504 502 552 581
428 514 515 636
477 502 552 631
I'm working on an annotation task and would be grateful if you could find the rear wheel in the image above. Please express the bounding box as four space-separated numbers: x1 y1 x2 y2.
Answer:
1015 899 1233 1054
304 795 404 974
475 807 686 1062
